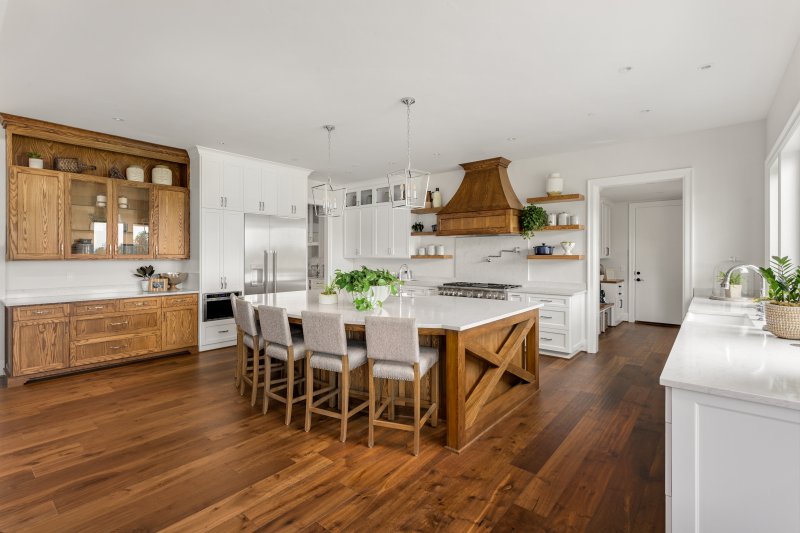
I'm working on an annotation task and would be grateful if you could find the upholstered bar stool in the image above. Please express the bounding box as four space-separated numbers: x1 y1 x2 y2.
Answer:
302 311 370 442
258 305 308 425
232 297 267 406
365 316 439 456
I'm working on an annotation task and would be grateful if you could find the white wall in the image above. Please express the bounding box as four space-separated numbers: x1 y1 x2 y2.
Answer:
341 120 765 292
768 38 800 153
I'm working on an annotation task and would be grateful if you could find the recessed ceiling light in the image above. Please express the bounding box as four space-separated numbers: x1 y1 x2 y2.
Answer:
640 109 652 113
618 66 633 73
218 141 225 145
433 152 441 156
389 161 397 165
587 112 595 117
506 137 517 141
699 64 713 70
111 117 124 122
291 158 299 161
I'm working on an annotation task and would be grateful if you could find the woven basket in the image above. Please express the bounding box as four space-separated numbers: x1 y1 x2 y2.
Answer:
764 302 800 339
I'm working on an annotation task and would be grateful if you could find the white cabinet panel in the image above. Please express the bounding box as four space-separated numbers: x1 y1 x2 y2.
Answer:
344 209 361 258
222 211 244 291
507 291 585 358
242 165 262 213
375 205 392 257
391 208 410 258
360 206 376 258
201 156 224 209
276 171 306 218
221 161 243 211
262 167 278 215
291 173 307 219
201 209 223 292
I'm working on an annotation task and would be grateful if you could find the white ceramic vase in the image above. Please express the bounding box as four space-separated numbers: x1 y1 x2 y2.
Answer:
561 241 576 255
140 279 149 292
318 293 338 305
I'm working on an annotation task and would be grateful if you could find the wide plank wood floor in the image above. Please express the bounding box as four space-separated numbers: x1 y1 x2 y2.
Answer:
0 322 676 532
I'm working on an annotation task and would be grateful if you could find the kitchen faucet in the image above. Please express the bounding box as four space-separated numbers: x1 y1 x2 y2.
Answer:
398 264 412 281
722 264 767 319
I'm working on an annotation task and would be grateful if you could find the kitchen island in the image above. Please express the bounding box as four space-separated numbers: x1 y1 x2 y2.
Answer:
243 291 541 452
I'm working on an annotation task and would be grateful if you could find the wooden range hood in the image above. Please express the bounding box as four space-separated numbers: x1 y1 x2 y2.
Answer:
437 157 524 236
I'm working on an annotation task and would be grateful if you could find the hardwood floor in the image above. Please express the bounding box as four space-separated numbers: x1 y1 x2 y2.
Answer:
0 322 676 532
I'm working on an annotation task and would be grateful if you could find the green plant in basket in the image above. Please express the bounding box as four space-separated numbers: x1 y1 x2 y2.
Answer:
333 266 402 311
759 256 800 305
520 204 548 240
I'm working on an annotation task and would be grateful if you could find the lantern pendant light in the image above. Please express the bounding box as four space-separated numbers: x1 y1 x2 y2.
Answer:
311 125 346 218
388 97 430 209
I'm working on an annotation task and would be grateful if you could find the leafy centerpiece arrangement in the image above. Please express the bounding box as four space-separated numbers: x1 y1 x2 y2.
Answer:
759 256 800 339
332 266 402 311
520 204 548 241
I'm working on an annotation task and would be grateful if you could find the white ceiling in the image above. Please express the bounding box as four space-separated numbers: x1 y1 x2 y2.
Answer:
601 179 683 203
1 0 799 183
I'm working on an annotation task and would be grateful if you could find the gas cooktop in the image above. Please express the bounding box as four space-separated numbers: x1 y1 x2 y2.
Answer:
441 282 522 290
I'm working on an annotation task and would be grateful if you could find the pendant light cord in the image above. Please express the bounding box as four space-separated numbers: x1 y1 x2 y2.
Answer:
406 100 413 173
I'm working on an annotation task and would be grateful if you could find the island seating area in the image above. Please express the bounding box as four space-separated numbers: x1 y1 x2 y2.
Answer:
236 291 541 452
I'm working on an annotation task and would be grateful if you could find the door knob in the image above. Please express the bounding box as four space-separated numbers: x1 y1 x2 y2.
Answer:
636 278 642 282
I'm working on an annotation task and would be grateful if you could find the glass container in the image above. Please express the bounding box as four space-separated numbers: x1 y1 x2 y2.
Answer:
710 256 762 300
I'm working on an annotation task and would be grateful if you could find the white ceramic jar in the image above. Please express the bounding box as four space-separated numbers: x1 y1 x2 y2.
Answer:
417 247 426 256
427 244 436 255
557 212 570 225
126 165 145 182
151 165 173 186
436 245 445 255
546 173 563 196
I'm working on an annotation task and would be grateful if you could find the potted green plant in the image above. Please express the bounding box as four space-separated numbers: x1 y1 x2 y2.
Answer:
412 221 424 233
717 270 743 299
27 151 44 169
134 265 155 291
333 266 402 311
759 256 800 339
520 204 548 242
319 282 339 305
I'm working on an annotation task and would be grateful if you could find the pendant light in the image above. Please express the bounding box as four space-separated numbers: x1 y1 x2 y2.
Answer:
388 97 430 208
311 124 346 218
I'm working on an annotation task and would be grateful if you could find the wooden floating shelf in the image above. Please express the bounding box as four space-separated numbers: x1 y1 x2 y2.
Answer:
411 207 443 215
410 231 437 236
526 193 585 204
539 224 585 231
410 255 453 259
527 255 585 260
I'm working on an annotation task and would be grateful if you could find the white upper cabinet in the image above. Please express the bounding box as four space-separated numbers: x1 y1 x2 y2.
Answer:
343 209 361 258
200 155 224 209
277 170 307 218
221 161 243 211
391 208 410 258
342 183 411 259
261 167 278 215
360 206 376 257
375 204 392 257
242 165 262 214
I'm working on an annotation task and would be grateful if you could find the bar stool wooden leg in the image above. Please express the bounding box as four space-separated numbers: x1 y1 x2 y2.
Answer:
262 347 272 415
431 361 439 428
235 328 243 387
250 335 261 407
285 347 295 425
389 380 396 421
368 359 375 448
413 363 421 456
239 343 248 397
304 350 313 432
340 355 350 443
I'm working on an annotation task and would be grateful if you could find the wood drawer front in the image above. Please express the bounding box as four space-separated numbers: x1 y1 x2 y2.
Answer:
119 297 161 312
71 300 118 316
203 322 236 344
14 304 69 321
72 311 160 340
539 329 568 352
162 294 198 309
538 308 568 328
71 332 161 366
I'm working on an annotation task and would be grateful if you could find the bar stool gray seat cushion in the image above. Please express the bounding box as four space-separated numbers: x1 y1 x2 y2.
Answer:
266 337 307 360
243 335 266 350
372 346 438 381
309 341 368 372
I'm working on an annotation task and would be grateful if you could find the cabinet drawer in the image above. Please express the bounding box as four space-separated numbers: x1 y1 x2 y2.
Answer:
162 294 198 309
203 321 236 344
71 300 118 316
71 332 161 366
72 311 160 340
14 304 69 321
538 308 567 328
529 295 568 308
119 297 161 311
539 329 568 352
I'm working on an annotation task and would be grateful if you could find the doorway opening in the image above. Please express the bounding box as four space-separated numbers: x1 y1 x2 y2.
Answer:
586 168 693 353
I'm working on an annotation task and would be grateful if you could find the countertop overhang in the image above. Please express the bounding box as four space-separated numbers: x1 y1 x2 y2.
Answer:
2 288 199 307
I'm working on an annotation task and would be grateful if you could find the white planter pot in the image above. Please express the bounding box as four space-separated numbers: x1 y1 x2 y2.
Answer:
726 284 743 299
28 158 44 169
140 279 149 292
318 293 338 305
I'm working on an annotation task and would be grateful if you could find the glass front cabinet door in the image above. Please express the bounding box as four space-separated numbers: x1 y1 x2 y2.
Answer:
65 175 112 259
113 182 153 258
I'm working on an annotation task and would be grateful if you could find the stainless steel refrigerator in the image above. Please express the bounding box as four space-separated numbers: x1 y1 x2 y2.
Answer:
243 214 307 296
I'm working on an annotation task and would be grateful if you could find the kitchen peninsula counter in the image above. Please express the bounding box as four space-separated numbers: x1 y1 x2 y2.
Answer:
244 291 542 451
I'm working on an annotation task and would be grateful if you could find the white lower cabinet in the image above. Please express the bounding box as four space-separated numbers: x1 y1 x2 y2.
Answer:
202 320 237 346
668 386 800 532
507 291 586 358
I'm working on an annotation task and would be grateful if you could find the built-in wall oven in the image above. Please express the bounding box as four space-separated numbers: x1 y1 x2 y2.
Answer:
203 291 241 322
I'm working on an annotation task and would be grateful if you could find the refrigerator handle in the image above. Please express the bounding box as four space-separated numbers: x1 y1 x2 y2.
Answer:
273 250 278 293
263 250 269 293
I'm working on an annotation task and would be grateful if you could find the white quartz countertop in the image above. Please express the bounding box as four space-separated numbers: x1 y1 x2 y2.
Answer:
2 288 199 307
403 280 586 296
660 297 800 410
242 290 541 331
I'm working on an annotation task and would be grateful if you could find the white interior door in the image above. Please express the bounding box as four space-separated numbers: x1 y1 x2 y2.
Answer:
632 200 683 324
